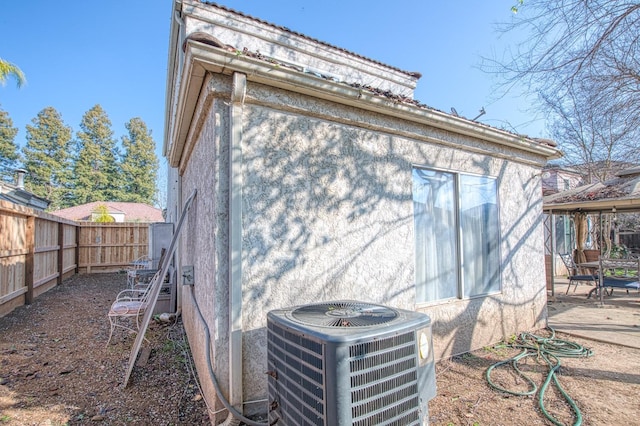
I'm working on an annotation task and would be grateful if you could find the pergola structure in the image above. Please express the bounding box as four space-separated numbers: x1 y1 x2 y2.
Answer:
543 167 640 295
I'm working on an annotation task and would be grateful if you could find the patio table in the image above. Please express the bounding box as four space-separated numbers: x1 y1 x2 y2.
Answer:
578 259 638 270
579 258 640 302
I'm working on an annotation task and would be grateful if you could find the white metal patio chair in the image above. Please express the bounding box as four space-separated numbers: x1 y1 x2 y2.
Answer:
107 269 162 346
126 255 151 288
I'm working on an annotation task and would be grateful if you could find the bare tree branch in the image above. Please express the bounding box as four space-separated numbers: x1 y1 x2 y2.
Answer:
486 1 640 174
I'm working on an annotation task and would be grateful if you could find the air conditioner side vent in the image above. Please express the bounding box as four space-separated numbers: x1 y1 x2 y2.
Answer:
349 331 415 357
267 301 436 425
348 331 421 424
267 320 325 425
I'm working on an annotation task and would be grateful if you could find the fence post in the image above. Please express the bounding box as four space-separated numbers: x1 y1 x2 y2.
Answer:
75 224 80 274
25 215 35 304
57 222 64 285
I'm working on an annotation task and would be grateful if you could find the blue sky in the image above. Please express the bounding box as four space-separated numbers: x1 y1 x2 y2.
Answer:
1 1 545 179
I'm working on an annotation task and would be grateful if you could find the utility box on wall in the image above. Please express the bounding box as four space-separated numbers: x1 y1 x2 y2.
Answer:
134 267 177 315
149 222 174 269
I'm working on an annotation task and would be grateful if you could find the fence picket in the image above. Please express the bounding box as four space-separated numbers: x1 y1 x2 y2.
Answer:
0 200 155 318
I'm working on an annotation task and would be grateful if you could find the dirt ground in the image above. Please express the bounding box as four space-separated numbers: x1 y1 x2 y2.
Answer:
0 273 210 425
1 273 638 425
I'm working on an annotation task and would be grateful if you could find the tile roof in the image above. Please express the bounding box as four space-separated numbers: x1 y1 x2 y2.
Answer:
193 2 559 150
201 1 422 79
50 202 164 222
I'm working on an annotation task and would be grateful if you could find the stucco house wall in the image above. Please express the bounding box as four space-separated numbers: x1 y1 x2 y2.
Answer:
542 166 584 196
164 1 561 421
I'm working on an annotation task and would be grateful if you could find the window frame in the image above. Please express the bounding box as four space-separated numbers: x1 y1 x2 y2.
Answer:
412 165 502 304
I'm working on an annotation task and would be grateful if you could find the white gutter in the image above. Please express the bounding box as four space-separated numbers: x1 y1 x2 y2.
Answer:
168 42 562 169
163 1 184 158
228 71 246 412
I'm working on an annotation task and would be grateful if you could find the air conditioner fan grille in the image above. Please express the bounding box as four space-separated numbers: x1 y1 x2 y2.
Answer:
290 301 398 327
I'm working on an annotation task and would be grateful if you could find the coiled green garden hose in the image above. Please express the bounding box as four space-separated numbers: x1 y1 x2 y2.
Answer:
485 328 593 426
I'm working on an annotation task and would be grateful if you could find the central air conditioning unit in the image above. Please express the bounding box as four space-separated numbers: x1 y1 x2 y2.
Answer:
267 301 436 426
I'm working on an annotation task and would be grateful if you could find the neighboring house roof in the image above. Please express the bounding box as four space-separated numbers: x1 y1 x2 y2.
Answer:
50 202 164 222
543 167 640 213
0 180 50 211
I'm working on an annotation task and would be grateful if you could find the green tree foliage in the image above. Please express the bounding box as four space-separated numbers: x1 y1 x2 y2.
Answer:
120 117 158 204
2 100 160 209
0 105 20 183
22 107 73 210
93 203 115 222
72 105 121 204
0 58 26 88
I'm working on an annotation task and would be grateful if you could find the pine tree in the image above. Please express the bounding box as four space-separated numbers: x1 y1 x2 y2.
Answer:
0 105 20 183
72 105 120 204
120 117 159 204
22 107 73 210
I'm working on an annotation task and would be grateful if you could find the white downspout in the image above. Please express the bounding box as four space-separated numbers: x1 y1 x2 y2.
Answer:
229 71 246 413
174 172 183 312
167 3 185 313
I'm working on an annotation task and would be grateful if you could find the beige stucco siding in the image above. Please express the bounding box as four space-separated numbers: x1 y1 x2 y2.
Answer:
176 73 548 413
181 5 418 98
240 80 547 344
241 107 417 320
178 94 232 415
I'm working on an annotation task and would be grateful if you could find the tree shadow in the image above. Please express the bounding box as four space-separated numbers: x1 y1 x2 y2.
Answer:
181 74 549 404
231 78 544 340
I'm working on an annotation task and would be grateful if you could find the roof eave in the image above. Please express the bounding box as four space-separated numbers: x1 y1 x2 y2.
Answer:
543 198 640 213
163 0 185 158
166 41 562 168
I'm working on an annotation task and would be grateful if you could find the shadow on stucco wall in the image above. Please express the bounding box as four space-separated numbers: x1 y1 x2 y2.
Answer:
417 160 547 358
227 81 547 359
241 100 425 312
177 75 549 416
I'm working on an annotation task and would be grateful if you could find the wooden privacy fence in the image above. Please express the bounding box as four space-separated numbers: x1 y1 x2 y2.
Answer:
0 200 153 317
77 222 149 274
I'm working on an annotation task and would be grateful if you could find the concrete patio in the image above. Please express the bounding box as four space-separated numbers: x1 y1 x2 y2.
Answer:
547 278 640 349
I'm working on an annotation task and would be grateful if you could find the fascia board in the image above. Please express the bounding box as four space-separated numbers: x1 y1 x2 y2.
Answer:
544 198 640 213
167 41 562 167
164 0 184 158
168 50 208 168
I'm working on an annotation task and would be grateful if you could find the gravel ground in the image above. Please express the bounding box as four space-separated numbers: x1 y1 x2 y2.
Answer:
0 273 210 425
1 273 638 425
